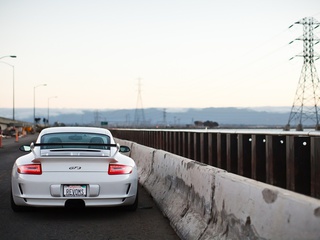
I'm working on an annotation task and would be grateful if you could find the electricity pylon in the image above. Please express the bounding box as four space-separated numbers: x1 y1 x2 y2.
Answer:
133 78 146 127
285 17 320 131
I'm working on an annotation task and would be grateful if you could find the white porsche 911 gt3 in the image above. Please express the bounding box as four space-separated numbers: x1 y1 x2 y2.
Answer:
11 127 138 211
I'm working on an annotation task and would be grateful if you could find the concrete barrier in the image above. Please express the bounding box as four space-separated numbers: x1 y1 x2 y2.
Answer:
115 138 320 240
206 171 320 240
130 142 155 186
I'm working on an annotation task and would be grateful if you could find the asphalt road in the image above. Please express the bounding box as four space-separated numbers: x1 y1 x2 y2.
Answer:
0 134 179 240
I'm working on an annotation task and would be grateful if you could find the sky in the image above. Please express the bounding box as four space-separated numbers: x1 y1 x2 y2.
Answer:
1 0 320 112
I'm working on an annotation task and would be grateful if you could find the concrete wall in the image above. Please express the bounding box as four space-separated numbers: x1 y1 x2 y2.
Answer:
116 138 320 240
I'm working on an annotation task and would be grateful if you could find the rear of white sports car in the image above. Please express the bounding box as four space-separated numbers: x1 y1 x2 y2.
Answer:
11 127 138 211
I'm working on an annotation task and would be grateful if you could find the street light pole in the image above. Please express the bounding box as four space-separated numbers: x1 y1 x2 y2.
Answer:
12 65 15 120
33 84 47 125
47 96 57 126
0 55 16 60
0 55 17 120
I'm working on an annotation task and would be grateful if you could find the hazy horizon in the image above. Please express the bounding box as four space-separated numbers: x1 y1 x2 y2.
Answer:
0 106 292 124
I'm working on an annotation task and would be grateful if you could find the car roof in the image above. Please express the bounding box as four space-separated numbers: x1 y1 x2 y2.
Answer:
39 127 112 136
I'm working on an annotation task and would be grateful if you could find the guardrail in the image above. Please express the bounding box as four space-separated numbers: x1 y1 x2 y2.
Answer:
115 138 320 240
111 128 320 199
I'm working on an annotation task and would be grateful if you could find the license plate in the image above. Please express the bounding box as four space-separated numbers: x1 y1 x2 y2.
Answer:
63 185 87 197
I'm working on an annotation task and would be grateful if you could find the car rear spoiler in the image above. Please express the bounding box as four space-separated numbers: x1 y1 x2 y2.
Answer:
29 142 121 158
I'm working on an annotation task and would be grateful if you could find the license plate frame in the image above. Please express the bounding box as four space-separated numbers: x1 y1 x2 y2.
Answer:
63 185 87 197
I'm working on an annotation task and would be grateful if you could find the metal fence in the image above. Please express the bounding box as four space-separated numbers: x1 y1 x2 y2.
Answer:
111 128 320 199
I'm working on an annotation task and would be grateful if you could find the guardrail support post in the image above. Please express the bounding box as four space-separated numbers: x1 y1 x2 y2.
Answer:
311 136 320 198
286 135 295 192
200 133 208 164
227 134 238 173
217 133 226 169
251 134 266 182
208 133 217 167
238 134 252 178
182 132 187 158
292 136 311 196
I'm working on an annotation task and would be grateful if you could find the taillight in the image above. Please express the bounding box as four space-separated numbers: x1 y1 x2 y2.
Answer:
18 164 42 175
108 164 132 175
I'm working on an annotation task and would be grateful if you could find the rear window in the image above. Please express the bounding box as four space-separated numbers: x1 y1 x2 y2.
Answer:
40 132 111 149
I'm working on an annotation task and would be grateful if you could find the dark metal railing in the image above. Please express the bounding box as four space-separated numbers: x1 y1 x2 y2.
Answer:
111 128 320 199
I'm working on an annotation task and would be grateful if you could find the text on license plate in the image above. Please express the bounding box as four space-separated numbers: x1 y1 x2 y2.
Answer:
63 185 87 197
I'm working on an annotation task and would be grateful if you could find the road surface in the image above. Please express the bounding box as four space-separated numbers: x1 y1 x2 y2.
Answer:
0 134 179 240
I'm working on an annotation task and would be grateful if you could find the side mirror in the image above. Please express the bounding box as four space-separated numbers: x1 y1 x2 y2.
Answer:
119 145 130 153
19 145 31 152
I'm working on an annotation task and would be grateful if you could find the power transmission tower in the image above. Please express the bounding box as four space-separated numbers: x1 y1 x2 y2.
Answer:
133 78 146 127
163 108 167 126
285 17 320 131
94 110 100 126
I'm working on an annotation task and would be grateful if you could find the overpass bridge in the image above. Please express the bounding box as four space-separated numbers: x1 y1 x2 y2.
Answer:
0 116 32 127
0 116 33 136
112 128 320 239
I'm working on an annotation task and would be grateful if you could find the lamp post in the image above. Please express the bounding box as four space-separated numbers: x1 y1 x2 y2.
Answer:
0 55 16 60
47 96 57 126
0 55 16 120
33 84 47 125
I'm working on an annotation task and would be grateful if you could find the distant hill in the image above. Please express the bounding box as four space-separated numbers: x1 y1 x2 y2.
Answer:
0 107 292 127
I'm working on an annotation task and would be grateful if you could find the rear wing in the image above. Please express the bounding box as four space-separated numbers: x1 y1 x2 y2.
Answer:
33 142 118 148
29 142 121 158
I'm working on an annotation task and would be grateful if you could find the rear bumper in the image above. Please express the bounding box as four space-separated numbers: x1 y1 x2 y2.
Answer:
11 171 138 207
12 195 137 207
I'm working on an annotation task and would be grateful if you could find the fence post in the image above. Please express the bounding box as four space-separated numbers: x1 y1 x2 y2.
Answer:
311 136 320 198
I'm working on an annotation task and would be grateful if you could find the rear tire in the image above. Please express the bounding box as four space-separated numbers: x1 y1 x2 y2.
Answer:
125 191 139 211
11 192 26 212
